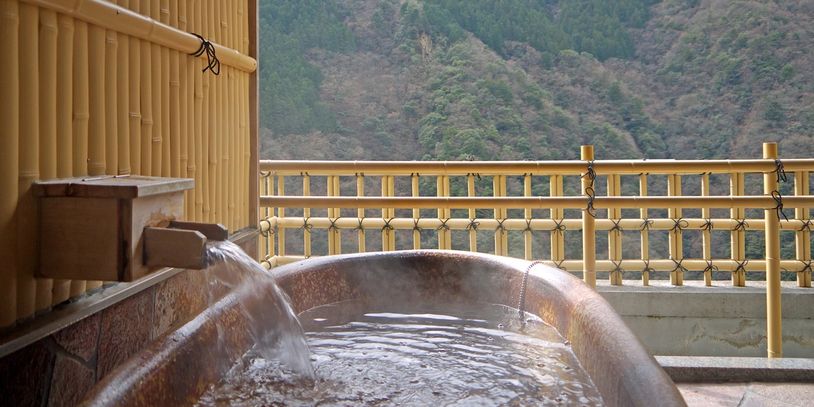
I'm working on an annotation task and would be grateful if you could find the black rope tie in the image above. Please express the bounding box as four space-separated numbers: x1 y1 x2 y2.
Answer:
328 217 341 232
640 218 654 231
611 260 623 274
799 260 812 274
582 160 597 218
466 218 480 231
800 219 814 232
382 218 395 232
609 219 623 233
670 218 689 233
302 217 313 232
189 33 220 75
642 259 654 275
553 259 566 270
703 260 719 274
701 218 714 231
772 190 789 222
733 219 749 232
671 258 688 274
496 218 508 233
437 218 451 231
523 219 533 233
413 218 422 232
773 159 788 183
552 219 566 235
733 259 749 275
356 218 365 231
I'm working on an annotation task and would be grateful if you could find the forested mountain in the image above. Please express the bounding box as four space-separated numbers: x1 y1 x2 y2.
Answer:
258 0 814 162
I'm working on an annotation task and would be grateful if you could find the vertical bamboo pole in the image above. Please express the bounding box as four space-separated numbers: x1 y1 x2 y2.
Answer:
467 174 477 252
763 142 782 358
382 176 394 251
731 172 746 286
0 0 19 327
17 3 39 320
328 176 338 254
551 175 564 264
192 0 203 221
214 0 224 226
178 0 190 217
794 171 811 287
264 174 273 259
169 0 181 180
411 174 420 250
127 0 141 176
39 9 60 308
54 13 74 304
139 0 153 176
357 174 366 252
581 145 596 288
438 175 450 250
72 19 90 296
524 174 533 260
86 23 107 290
160 0 171 178
702 173 713 286
608 174 622 285
668 174 684 286
116 2 130 177
57 15 74 179
151 0 164 177
640 174 650 286
277 175 285 257
104 28 118 176
493 175 504 255
303 174 311 258
202 0 212 221
337 175 345 252
226 66 235 230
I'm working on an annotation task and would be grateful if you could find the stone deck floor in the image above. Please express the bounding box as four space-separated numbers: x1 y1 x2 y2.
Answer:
679 383 814 406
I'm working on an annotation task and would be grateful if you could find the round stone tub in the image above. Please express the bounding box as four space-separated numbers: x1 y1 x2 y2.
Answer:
82 250 686 406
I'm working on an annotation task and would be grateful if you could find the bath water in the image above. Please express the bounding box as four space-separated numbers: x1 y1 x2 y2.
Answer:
197 299 604 406
204 241 314 378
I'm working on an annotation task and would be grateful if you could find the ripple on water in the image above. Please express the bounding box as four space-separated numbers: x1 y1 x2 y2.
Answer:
197 301 604 406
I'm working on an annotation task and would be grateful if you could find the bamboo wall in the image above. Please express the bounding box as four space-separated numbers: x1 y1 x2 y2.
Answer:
0 0 257 329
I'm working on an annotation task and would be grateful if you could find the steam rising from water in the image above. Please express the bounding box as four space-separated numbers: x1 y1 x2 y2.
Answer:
205 241 314 378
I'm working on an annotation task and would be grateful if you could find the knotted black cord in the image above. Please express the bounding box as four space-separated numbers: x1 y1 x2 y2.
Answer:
733 219 749 232
772 191 789 221
552 218 566 235
412 218 422 232
382 218 395 232
328 217 341 232
642 258 655 275
701 218 714 231
670 218 689 233
671 258 688 274
189 33 220 75
703 260 719 274
800 260 813 274
609 218 623 232
302 217 313 232
611 259 624 274
524 219 534 232
773 159 787 183
356 218 365 230
437 218 451 231
582 160 597 218
799 219 813 232
496 218 508 233
553 259 566 269
639 218 654 231
733 259 749 275
466 218 480 231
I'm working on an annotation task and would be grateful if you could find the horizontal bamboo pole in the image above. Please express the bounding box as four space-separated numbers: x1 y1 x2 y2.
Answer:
260 195 814 210
20 0 256 72
262 255 810 274
260 159 814 176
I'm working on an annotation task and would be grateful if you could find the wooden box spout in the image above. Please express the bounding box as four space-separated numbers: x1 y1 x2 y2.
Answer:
33 176 227 282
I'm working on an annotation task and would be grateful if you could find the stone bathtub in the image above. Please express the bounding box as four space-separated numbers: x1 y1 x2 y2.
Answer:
81 250 686 406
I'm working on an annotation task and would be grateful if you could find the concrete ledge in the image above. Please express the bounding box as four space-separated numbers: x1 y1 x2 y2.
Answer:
657 356 814 383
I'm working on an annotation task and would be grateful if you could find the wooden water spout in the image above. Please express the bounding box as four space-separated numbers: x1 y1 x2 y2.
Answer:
33 175 226 282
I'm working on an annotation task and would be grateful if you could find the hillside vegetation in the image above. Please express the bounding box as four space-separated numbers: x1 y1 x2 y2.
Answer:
259 0 814 162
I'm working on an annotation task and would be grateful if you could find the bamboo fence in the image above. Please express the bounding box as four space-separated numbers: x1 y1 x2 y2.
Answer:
0 0 257 329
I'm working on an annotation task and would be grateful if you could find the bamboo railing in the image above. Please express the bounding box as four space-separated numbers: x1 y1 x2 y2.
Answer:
0 0 257 330
260 143 814 358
